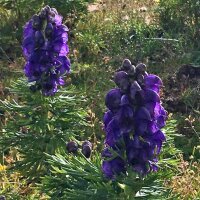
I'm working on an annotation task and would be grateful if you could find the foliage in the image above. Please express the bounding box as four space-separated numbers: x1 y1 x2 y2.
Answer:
158 0 200 63
73 0 182 67
166 151 200 200
0 78 87 180
175 115 200 160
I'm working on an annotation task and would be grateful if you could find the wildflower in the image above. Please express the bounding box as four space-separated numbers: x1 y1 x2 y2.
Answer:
23 5 70 95
102 59 167 178
0 164 7 171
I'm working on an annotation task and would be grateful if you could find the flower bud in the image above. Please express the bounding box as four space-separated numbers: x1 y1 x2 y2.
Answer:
122 59 132 71
48 9 56 23
121 95 129 105
44 5 51 12
114 71 130 92
136 63 147 74
127 65 136 76
121 59 135 76
82 141 92 158
39 8 47 19
66 141 78 153
82 140 92 148
129 81 141 100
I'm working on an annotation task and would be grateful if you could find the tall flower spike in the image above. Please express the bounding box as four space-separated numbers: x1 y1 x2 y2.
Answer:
102 59 167 179
23 5 70 95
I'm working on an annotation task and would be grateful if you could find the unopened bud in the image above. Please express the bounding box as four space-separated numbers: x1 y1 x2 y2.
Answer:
66 141 78 153
82 141 92 158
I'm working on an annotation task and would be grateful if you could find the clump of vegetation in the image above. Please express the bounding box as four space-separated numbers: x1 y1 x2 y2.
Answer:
0 0 200 199
166 155 200 199
73 0 182 66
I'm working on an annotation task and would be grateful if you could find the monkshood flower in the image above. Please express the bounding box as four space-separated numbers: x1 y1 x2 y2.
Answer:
23 5 70 95
102 59 167 179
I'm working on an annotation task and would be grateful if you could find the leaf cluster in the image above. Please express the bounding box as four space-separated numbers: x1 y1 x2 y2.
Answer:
0 78 87 180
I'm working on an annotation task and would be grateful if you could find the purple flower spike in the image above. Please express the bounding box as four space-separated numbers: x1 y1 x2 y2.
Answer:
102 59 167 179
22 5 70 96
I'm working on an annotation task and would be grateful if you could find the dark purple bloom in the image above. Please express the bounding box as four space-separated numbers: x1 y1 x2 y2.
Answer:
102 59 167 179
22 5 70 95
115 105 134 134
144 74 162 93
105 119 121 147
105 89 122 112
114 71 130 92
102 148 126 179
103 110 113 129
102 157 126 179
121 59 136 76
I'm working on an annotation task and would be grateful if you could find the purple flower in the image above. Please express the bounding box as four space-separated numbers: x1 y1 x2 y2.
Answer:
105 88 122 112
105 119 121 147
102 148 126 179
102 59 167 178
144 74 163 93
114 71 130 92
22 5 70 95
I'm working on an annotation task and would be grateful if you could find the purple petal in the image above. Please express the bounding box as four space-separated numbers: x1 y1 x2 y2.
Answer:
103 110 113 128
156 115 166 128
144 89 160 103
136 106 152 121
144 74 162 93
54 14 63 26
121 95 130 105
105 88 122 112
105 119 121 147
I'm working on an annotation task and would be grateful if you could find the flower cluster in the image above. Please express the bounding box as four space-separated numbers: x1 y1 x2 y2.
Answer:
102 59 167 179
23 5 70 95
